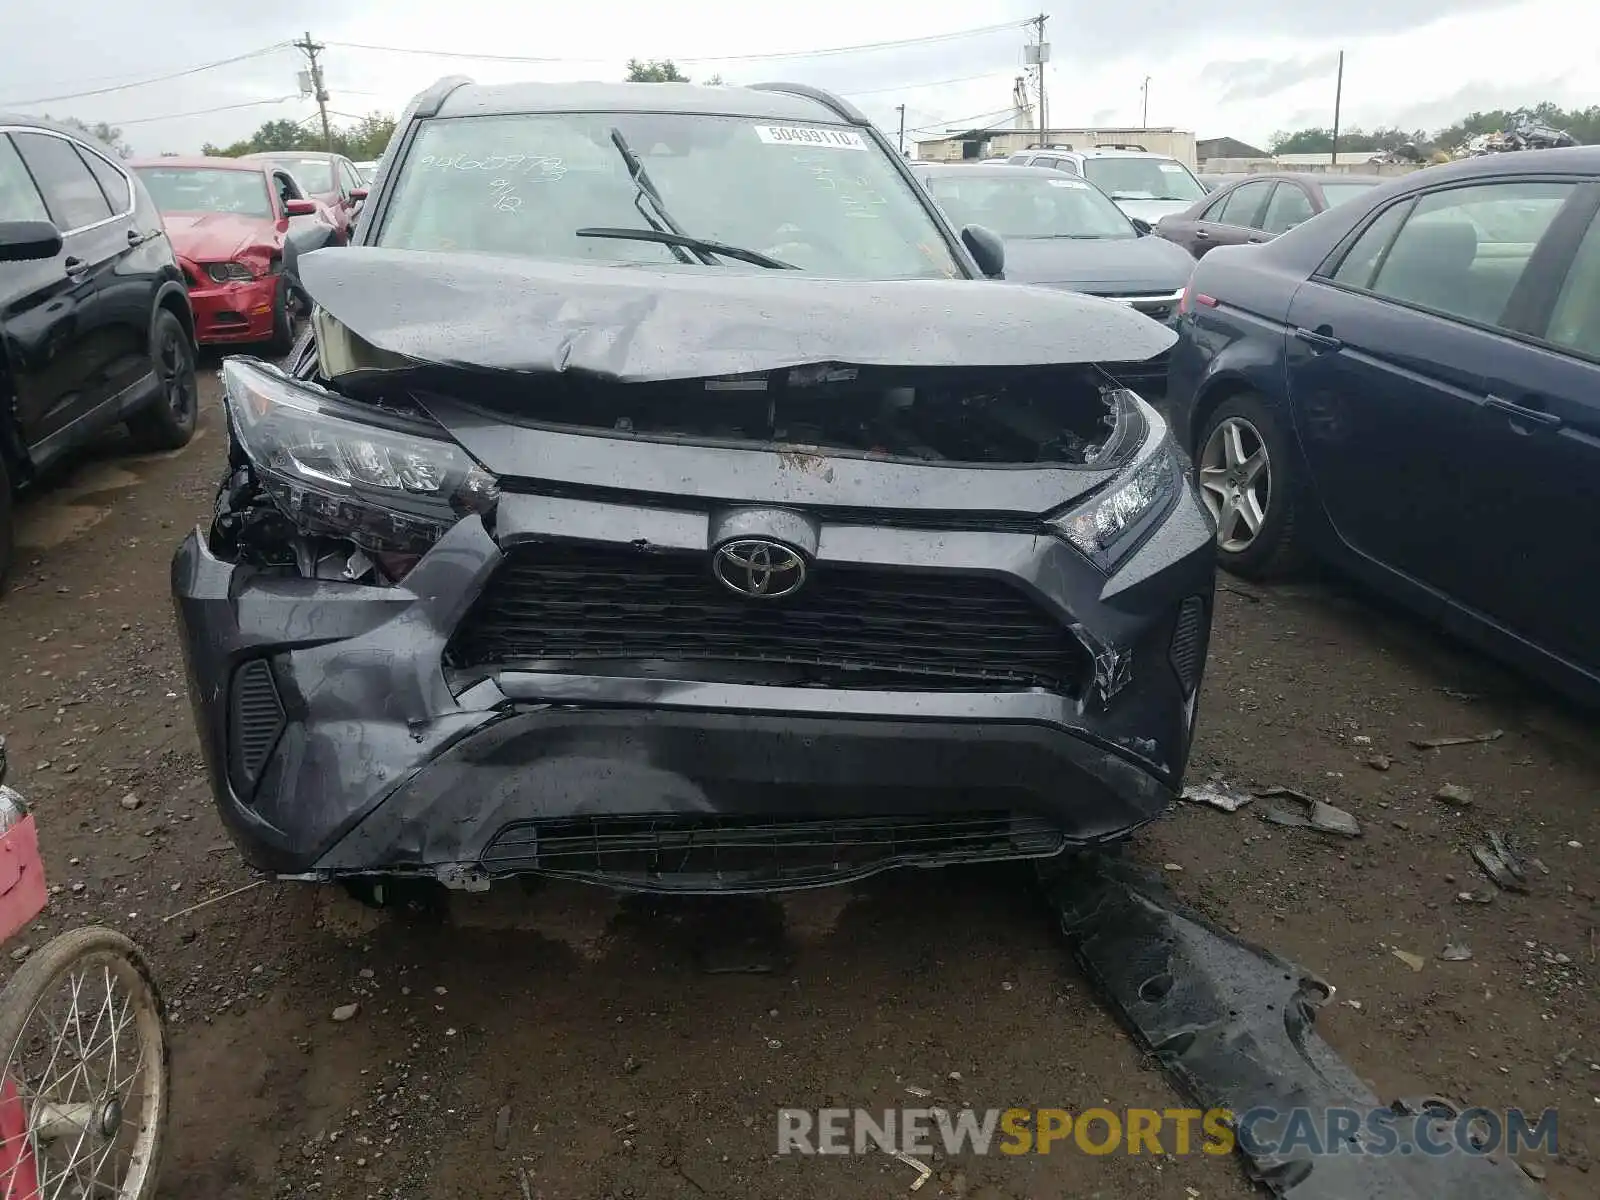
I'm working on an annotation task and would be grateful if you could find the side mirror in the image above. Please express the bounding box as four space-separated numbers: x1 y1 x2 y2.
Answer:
348 187 368 203
1131 217 1153 236
960 224 1005 279
0 220 63 263
284 199 317 217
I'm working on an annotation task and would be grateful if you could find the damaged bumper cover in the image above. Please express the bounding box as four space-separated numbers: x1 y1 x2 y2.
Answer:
173 473 1215 891
1049 856 1548 1200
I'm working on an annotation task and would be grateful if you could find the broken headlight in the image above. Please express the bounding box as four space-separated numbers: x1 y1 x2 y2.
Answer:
1055 426 1182 569
220 357 499 554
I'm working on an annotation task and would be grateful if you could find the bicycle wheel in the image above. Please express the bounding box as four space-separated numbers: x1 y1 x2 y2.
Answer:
0 928 168 1199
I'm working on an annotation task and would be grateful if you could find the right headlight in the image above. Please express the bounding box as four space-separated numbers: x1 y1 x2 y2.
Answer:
206 262 256 283
1053 416 1183 568
220 357 499 554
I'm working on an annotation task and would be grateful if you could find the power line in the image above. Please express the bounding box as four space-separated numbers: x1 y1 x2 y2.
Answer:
323 21 1028 68
0 44 291 107
118 96 299 128
841 69 1018 99
680 21 1028 62
905 106 1021 135
322 41 577 64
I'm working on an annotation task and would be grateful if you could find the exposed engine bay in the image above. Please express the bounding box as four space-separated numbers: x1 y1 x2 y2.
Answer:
399 363 1126 466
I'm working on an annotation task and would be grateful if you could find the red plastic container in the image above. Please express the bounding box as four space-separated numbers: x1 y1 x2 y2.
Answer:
0 812 48 944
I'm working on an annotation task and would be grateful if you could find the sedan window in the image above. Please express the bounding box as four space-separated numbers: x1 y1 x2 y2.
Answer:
1261 183 1314 234
1367 181 1575 328
1318 181 1379 209
923 173 1136 240
1215 180 1273 228
1545 211 1600 358
1330 200 1411 287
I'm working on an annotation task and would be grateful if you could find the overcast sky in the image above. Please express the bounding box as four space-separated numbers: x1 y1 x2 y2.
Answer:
2 0 1592 156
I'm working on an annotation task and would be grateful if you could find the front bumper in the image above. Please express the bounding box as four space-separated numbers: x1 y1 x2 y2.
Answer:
185 275 277 344
173 464 1216 892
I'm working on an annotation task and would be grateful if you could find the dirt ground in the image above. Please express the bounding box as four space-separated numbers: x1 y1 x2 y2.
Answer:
0 367 1594 1199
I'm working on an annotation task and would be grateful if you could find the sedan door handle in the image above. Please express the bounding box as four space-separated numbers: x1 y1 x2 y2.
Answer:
127 228 143 243
1485 394 1563 430
1193 229 1210 239
63 255 89 276
1294 327 1344 352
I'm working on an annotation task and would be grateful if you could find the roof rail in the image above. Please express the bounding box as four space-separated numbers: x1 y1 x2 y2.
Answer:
748 82 868 125
1025 142 1074 151
1094 142 1148 152
413 75 475 119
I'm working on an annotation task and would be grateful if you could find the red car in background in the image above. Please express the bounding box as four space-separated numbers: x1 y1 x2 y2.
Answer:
241 151 369 243
130 156 337 350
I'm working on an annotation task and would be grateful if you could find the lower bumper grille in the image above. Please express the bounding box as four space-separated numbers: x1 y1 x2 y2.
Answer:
481 813 1066 891
448 543 1089 694
1170 595 1208 695
228 658 285 799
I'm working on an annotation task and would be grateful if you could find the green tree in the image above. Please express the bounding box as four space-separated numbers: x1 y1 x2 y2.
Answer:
46 116 131 157
626 58 689 83
331 112 396 160
1266 101 1596 159
200 113 397 160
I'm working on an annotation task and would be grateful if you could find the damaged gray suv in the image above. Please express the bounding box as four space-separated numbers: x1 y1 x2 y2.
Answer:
172 77 1217 895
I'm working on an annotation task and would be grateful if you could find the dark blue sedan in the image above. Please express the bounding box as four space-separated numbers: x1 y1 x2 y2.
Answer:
1167 147 1600 702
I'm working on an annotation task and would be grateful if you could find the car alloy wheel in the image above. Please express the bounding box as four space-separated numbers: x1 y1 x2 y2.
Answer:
1198 415 1271 553
156 323 196 423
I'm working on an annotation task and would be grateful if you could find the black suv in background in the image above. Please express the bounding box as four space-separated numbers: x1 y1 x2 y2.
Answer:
0 116 200 586
173 79 1216 896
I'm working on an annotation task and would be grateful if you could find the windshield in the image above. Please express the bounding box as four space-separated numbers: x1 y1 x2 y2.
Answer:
376 112 962 278
1082 158 1205 203
922 173 1134 239
134 167 272 219
268 158 335 192
1319 181 1379 209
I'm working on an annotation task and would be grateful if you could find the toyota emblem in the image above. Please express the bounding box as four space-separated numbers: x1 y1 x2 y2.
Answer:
713 538 807 599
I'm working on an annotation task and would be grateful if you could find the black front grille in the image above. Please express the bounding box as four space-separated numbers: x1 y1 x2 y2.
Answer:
228 658 285 798
448 543 1087 694
481 812 1065 891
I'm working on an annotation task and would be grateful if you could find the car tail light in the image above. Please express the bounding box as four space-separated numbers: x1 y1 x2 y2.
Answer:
1176 285 1218 317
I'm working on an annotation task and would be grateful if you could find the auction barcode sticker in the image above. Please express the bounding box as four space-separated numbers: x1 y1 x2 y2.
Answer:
754 125 867 150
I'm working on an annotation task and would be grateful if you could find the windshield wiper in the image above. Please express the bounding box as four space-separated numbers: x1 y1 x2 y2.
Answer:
575 226 796 270
605 126 702 265
591 127 795 270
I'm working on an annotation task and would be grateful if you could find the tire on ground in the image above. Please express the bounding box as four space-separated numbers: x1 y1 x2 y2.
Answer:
126 308 199 453
1195 390 1307 580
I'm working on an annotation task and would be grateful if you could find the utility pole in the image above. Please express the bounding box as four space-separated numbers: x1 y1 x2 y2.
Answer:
1141 76 1151 128
294 31 333 151
1330 50 1344 166
896 104 906 157
1030 13 1049 141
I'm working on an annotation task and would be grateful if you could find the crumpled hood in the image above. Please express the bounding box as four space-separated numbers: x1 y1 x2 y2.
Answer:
161 211 277 262
298 247 1175 381
1000 235 1195 293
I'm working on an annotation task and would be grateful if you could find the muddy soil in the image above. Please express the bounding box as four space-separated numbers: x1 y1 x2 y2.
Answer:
0 370 1593 1199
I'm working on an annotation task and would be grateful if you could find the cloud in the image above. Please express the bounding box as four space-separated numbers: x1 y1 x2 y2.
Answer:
0 0 1587 154
1199 52 1342 104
